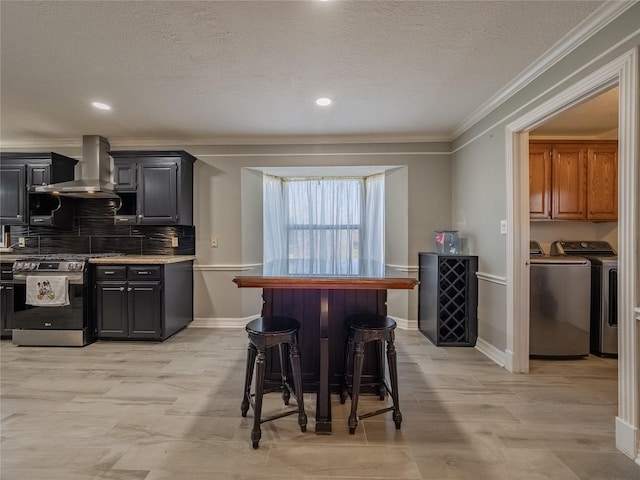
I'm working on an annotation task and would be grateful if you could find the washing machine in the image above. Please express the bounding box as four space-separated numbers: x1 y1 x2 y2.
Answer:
551 240 618 356
529 241 591 357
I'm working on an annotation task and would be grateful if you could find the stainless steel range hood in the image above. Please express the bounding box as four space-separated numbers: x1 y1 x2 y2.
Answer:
35 135 119 199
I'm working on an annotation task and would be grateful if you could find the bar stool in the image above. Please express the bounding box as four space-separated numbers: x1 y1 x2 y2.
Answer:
339 314 402 434
240 316 307 449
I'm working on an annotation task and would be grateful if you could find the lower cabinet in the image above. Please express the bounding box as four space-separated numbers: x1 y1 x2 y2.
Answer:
94 262 192 341
1 282 14 339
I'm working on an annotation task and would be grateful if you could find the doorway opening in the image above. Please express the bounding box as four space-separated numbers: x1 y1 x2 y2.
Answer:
505 49 638 460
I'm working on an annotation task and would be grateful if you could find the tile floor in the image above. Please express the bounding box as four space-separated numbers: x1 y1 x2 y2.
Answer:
1 327 638 480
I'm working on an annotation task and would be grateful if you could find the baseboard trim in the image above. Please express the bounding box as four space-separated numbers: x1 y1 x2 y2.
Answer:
475 337 506 367
191 317 254 329
615 416 639 461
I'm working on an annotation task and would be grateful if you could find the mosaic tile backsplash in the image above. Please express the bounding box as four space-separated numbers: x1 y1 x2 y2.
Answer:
4 197 195 255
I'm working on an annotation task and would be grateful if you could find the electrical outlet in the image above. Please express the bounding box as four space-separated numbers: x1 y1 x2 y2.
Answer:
211 236 218 248
171 236 179 247
18 237 26 247
500 220 507 235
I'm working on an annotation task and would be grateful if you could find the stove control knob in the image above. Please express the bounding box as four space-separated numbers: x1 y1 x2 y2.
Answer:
69 262 82 271
29 263 37 270
13 263 22 271
580 242 588 248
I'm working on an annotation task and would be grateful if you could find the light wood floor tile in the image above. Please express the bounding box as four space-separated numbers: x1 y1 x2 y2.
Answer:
1 327 637 480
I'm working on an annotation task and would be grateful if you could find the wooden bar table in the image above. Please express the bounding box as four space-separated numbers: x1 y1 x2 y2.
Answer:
233 260 418 434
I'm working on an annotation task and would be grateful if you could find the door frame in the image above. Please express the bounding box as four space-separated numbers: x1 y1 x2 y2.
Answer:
505 48 639 460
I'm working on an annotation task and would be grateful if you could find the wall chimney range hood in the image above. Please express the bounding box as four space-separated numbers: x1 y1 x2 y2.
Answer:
35 135 119 198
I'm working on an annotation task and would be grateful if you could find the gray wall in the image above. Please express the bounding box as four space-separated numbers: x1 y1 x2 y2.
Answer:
450 3 640 351
176 142 452 323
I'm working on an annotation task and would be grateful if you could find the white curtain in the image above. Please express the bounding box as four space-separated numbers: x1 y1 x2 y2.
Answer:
363 173 385 265
263 175 287 263
263 174 385 274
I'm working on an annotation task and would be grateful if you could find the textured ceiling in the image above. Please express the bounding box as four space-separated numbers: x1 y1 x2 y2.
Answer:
532 86 619 137
0 0 614 146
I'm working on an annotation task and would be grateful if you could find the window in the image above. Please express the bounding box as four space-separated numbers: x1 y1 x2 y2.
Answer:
264 174 384 275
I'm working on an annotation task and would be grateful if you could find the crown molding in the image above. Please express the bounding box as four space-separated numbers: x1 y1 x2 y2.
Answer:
451 0 637 140
0 133 451 150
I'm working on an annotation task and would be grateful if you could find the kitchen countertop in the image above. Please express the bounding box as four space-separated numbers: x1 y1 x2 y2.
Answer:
0 254 196 264
89 255 196 265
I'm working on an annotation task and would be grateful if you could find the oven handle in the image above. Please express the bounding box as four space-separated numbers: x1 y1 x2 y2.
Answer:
13 274 84 285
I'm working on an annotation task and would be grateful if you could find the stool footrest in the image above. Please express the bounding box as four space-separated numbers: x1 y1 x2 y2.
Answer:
358 405 395 420
261 408 302 424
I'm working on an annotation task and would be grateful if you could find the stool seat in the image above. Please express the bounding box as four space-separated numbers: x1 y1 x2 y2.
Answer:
340 314 402 434
346 314 397 331
241 316 307 448
245 316 300 336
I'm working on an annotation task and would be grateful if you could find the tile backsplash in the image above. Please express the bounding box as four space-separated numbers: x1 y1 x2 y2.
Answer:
4 198 195 255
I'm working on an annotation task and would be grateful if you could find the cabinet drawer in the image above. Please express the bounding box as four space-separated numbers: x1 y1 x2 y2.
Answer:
128 266 162 280
95 266 127 280
114 215 137 225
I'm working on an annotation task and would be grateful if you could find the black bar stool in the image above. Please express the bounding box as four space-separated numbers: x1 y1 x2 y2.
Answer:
339 314 402 434
240 316 307 448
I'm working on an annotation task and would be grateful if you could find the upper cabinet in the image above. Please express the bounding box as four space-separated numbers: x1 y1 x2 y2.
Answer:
110 150 196 226
529 141 617 222
586 143 618 221
0 153 77 225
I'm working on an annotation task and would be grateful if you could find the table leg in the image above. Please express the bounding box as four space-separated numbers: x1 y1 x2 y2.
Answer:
315 288 332 434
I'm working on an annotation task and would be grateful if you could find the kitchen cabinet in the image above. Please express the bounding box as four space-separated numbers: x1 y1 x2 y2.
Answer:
94 261 193 341
1 263 14 339
0 165 26 225
0 153 77 225
110 150 196 225
586 143 618 221
529 141 617 221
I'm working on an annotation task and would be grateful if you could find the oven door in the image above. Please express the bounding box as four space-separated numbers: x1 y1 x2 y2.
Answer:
13 274 88 330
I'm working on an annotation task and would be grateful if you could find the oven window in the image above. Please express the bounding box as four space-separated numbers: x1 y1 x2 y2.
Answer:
13 283 86 329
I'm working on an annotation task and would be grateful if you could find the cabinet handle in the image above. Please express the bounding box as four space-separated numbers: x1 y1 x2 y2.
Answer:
0 286 3 290
104 271 116 275
33 218 44 223
136 271 150 275
127 287 132 292
117 218 129 222
119 286 125 291
17 215 22 219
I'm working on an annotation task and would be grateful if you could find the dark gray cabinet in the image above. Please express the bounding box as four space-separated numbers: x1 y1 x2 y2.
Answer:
0 153 77 225
418 253 478 346
110 151 195 225
94 261 193 341
0 165 26 225
1 263 14 339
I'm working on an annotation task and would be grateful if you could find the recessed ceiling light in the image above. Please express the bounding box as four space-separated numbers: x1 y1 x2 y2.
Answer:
316 97 332 106
92 102 112 111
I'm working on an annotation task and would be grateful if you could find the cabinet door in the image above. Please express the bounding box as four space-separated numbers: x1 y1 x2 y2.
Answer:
0 165 27 225
552 144 587 220
1 283 14 338
128 282 161 338
587 143 617 221
138 163 178 224
529 144 552 219
113 163 137 191
95 282 128 337
27 164 51 190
